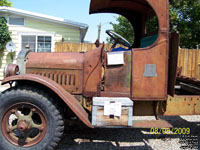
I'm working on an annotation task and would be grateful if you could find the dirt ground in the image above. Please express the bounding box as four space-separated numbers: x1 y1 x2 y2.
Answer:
56 116 200 150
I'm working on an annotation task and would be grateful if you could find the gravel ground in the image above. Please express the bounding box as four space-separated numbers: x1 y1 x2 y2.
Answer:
0 84 199 150
0 84 9 92
56 116 200 150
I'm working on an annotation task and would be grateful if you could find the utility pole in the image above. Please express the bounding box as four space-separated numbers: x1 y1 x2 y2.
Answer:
97 23 101 41
95 22 108 47
95 23 101 48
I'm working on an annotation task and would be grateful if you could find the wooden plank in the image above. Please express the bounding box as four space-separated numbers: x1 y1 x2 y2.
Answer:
191 49 195 78
95 107 129 126
194 50 199 79
183 49 188 76
177 49 181 67
181 49 185 72
188 49 193 78
179 49 185 75
54 42 127 53
197 50 200 80
180 49 186 76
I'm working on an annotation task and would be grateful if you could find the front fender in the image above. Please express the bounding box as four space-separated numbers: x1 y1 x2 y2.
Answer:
1 74 93 128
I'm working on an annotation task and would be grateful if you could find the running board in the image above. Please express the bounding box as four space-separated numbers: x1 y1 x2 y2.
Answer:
92 119 173 128
132 120 173 128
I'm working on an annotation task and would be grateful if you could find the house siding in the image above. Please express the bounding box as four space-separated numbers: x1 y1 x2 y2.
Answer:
25 19 81 43
0 17 82 80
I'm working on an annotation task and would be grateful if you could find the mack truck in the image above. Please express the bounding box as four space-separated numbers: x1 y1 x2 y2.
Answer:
0 0 199 150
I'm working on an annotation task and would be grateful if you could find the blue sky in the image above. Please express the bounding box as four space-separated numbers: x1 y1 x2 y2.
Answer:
10 0 118 43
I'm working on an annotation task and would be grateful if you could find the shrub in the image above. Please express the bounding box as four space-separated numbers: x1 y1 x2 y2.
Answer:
0 17 11 50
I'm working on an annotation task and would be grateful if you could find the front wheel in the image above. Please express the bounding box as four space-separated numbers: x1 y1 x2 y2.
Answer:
0 87 64 150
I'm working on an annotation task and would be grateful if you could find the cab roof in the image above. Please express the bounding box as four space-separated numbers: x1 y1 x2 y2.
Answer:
90 0 155 18
90 0 169 47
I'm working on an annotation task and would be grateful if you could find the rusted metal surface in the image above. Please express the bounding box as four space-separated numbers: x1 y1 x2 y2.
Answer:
27 45 104 96
90 0 154 15
162 95 200 116
101 91 130 97
132 120 173 128
90 0 169 47
131 0 170 101
1 102 47 147
1 74 93 128
133 101 154 116
131 33 169 99
168 32 180 96
131 0 170 100
90 0 169 100
131 40 168 100
104 51 131 94
4 64 19 78
26 52 84 70
26 52 84 94
26 69 83 94
134 93 200 116
83 45 104 97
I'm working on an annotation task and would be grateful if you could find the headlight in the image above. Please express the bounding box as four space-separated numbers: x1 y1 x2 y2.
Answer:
3 64 20 78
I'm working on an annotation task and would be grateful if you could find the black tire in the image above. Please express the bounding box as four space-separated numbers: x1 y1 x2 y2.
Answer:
0 86 64 150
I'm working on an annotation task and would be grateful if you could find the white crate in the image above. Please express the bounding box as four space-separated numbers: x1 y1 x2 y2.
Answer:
92 97 133 127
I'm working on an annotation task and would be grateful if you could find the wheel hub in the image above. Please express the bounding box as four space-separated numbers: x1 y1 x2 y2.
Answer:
17 120 29 132
1 102 47 147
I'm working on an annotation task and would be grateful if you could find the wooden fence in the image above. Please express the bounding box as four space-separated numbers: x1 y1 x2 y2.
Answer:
177 49 200 79
55 42 200 79
55 42 114 52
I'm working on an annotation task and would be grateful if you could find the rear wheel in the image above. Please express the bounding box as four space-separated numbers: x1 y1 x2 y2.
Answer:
0 87 64 150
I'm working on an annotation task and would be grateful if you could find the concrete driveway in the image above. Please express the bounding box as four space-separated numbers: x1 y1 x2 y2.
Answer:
0 82 10 93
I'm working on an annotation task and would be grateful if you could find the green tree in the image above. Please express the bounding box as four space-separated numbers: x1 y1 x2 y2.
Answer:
107 16 134 44
0 17 11 50
108 0 200 49
0 0 12 50
0 0 12 7
170 0 200 48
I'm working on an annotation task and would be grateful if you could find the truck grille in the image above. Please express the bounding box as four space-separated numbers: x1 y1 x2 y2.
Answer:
34 72 76 86
26 69 82 94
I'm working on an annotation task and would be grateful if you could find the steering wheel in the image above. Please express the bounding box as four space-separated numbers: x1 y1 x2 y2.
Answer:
106 30 131 49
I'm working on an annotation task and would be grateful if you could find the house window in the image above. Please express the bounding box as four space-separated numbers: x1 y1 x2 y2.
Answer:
22 36 36 51
21 35 52 52
37 36 52 52
9 17 25 25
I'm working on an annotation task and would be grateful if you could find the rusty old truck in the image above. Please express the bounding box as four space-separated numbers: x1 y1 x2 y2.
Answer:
0 0 199 149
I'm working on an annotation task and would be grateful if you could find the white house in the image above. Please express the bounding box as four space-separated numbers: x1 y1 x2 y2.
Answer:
0 6 88 80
